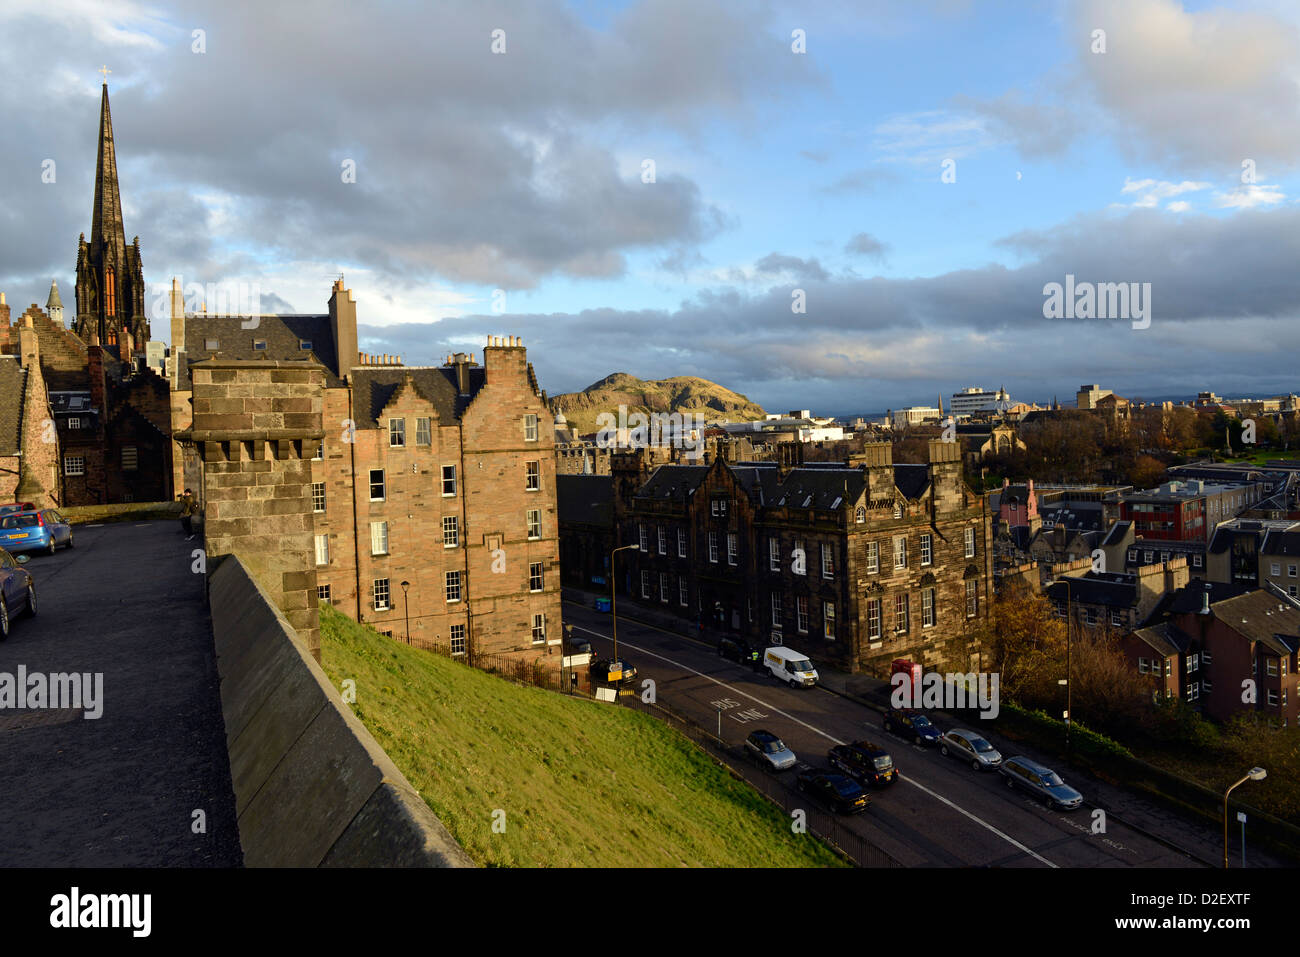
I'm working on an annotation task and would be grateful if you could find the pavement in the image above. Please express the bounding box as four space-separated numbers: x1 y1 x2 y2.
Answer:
565 586 1290 868
0 521 241 866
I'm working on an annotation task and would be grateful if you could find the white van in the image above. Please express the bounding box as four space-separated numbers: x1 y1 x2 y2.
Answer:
763 646 819 688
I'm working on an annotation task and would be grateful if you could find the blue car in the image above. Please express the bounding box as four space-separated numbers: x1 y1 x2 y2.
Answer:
0 547 36 639
0 509 73 555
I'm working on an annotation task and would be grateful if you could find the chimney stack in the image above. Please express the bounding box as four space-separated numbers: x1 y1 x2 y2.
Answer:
328 278 358 379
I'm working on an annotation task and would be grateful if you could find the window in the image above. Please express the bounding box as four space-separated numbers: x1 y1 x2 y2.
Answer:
1128 548 1137 563
711 500 719 517
964 526 976 559
370 521 388 556
1187 653 1199 674
1138 658 1150 675
1271 563 1282 577
855 506 866 524
450 624 466 656
793 538 806 576
679 577 689 607
1266 658 1279 678
922 588 935 628
253 339 267 351
771 592 783 627
1160 551 1170 564
1202 649 1213 666
894 593 909 633
920 534 932 566
639 523 648 552
821 544 834 579
445 570 462 603
823 601 836 640
677 528 687 558
1202 678 1213 693
1267 689 1279 707
1084 608 1098 626
527 509 541 540
531 613 547 643
1164 659 1172 677
529 562 544 592
315 534 330 566
524 413 539 442
1111 609 1123 627
313 442 324 461
966 580 978 617
658 526 666 555
373 578 391 611
659 572 669 603
641 570 651 599
67 417 81 430
204 338 219 351
894 503 903 519
389 419 406 447
300 339 313 351
317 584 331 600
893 536 907 570
1290 564 1298 578
63 455 85 477
1192 554 1203 568
122 446 138 471
796 596 809 633
1144 550 1153 563
311 482 326 512
727 533 738 566
415 417 432 446
443 516 459 547
867 599 882 640
525 461 540 491
369 469 385 501
1187 682 1200 702
866 541 879 575
709 531 719 564
441 465 456 496
769 537 780 571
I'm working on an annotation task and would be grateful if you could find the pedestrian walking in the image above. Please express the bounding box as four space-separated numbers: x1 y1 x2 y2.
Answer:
179 488 197 541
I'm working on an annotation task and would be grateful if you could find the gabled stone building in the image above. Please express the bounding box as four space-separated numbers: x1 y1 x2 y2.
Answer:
586 439 991 675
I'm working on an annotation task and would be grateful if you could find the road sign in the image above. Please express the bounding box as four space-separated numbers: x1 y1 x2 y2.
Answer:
1237 811 1247 823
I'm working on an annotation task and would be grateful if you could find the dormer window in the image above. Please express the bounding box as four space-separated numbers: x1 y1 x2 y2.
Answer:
300 339 312 351
204 338 219 351
253 339 268 351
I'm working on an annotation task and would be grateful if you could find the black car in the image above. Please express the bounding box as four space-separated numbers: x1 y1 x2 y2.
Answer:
796 768 870 814
717 635 761 667
589 657 637 685
562 626 592 657
827 740 898 787
883 708 941 745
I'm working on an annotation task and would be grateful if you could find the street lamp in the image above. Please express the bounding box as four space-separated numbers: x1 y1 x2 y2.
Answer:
610 543 639 663
400 580 410 645
1054 577 1073 752
1223 767 1266 868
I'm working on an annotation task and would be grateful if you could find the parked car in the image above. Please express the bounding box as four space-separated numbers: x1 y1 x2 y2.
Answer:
0 547 36 639
1000 756 1083 810
562 626 592 658
828 740 898 787
762 645 819 687
744 729 797 771
939 729 1003 770
796 768 870 814
0 509 73 555
0 502 36 518
883 708 941 745
588 656 637 685
717 635 762 667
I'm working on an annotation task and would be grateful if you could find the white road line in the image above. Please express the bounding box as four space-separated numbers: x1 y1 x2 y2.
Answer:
573 621 1059 869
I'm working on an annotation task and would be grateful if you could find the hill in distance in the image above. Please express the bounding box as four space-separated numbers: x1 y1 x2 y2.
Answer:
549 372 767 435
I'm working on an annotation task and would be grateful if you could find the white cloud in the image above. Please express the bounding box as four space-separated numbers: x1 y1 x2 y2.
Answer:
1166 200 1190 212
872 110 993 166
1119 177 1211 208
1213 184 1286 209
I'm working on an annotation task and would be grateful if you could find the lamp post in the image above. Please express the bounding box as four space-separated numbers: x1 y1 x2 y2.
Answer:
400 580 410 644
1223 767 1266 868
610 544 639 663
1054 577 1073 752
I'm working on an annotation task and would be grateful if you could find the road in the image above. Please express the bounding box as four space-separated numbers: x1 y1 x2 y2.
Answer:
566 601 1204 868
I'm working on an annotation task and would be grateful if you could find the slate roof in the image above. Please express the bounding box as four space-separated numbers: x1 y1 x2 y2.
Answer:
1102 520 1132 547
1209 591 1300 650
179 314 342 389
349 367 488 428
1261 528 1300 557
1130 621 1189 657
1044 574 1136 609
0 358 27 456
556 474 614 526
639 465 709 501
1041 501 1106 531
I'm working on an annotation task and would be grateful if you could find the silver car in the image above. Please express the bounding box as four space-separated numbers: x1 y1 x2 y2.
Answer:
745 729 797 772
939 729 1003 771
1000 756 1083 810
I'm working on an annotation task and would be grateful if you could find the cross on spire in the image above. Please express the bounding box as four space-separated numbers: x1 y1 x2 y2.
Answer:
98 65 111 83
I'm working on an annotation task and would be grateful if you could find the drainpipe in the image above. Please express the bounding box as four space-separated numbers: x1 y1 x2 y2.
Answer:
348 379 362 621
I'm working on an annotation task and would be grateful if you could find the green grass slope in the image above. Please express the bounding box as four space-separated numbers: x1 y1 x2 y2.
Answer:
319 606 842 867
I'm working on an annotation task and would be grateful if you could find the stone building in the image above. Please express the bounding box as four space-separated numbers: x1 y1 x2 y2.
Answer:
562 439 992 675
0 302 62 505
172 281 562 673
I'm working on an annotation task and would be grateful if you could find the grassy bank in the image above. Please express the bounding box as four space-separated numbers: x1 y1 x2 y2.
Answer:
318 606 843 867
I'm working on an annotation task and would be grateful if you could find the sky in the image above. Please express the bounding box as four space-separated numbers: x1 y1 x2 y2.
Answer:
2 0 1299 415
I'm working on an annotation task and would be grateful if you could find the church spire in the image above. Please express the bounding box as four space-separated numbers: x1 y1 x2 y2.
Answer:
90 82 127 265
